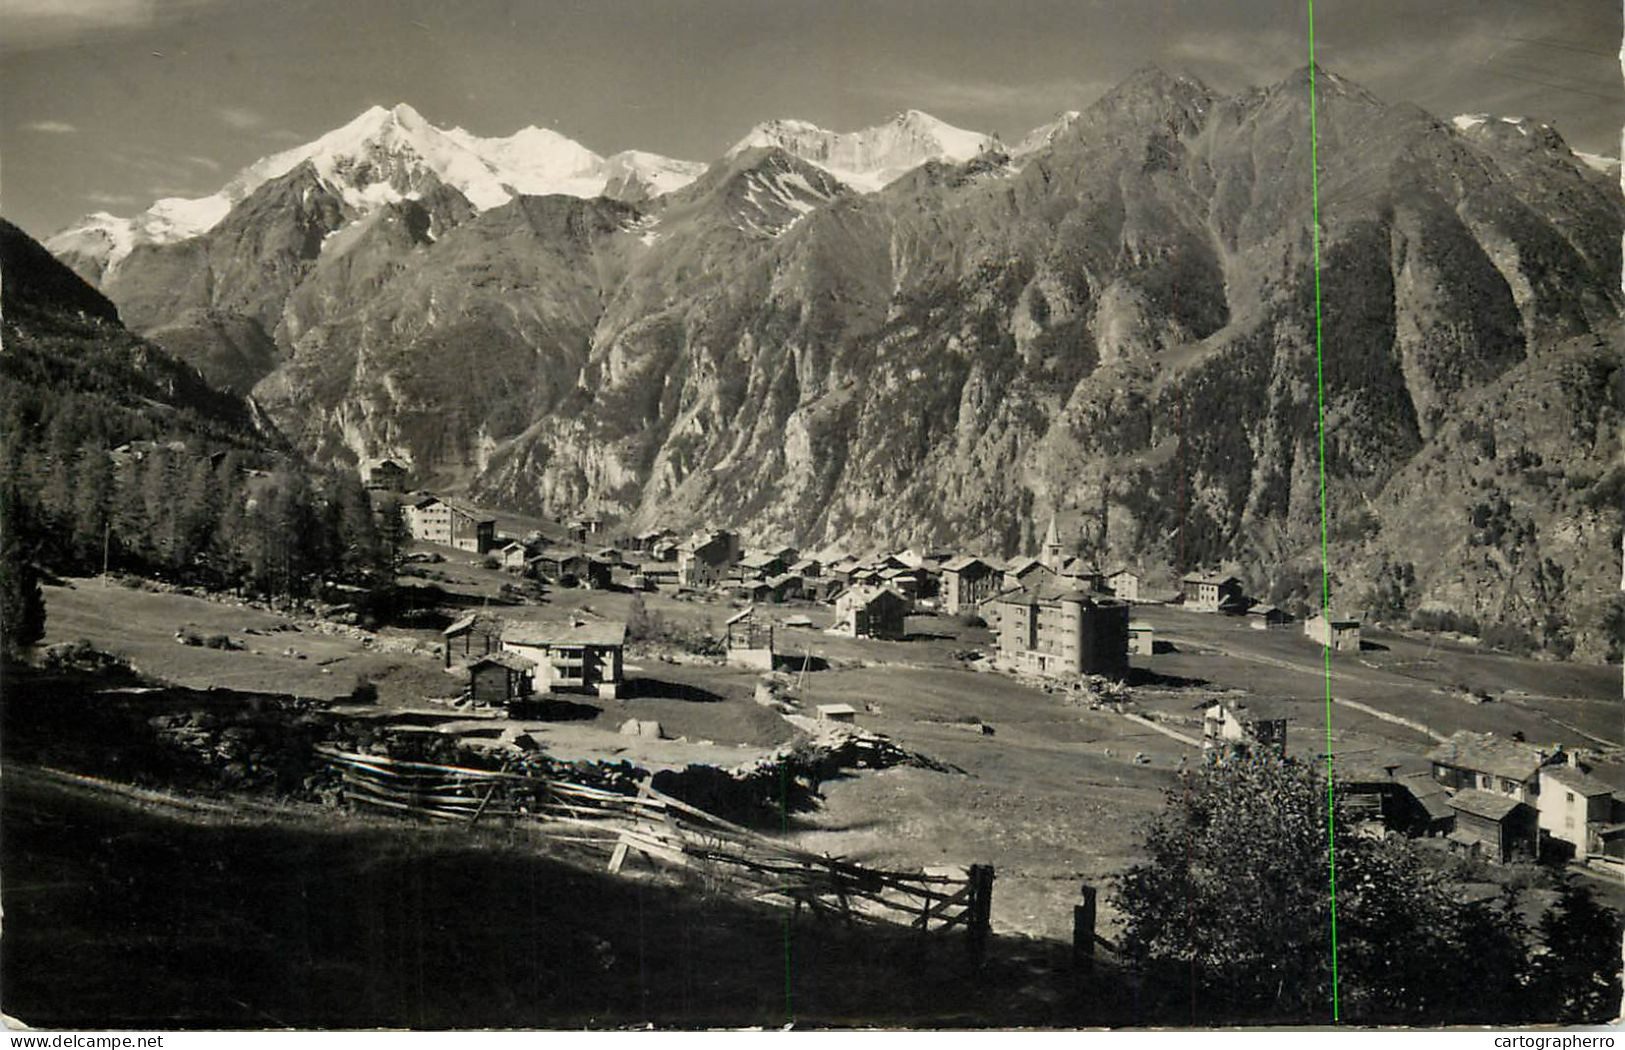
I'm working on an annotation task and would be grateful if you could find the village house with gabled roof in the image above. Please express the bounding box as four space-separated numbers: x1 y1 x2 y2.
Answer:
1056 557 1103 592
631 527 677 553
1002 556 1057 594
678 529 740 589
408 495 497 554
565 516 605 544
502 619 627 699
787 557 822 579
942 555 999 615
361 456 409 492
1181 574 1245 613
880 566 924 602
496 540 529 569
991 585 1129 680
738 551 789 579
1447 789 1538 863
1537 762 1617 860
1248 603 1294 628
1335 760 1457 838
1426 730 1557 804
1104 569 1140 602
831 584 911 640
1199 697 1291 759
806 576 845 603
824 555 862 583
766 573 804 603
527 548 609 589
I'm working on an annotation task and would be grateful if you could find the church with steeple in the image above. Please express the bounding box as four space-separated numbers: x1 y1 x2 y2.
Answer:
1040 513 1065 571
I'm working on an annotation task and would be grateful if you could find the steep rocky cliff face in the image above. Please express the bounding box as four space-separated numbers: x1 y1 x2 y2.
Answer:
56 67 1625 659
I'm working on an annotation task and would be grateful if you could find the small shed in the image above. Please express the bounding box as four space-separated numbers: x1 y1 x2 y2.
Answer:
1305 613 1361 651
1248 604 1294 628
725 606 775 670
1127 622 1154 656
817 703 858 724
468 652 534 706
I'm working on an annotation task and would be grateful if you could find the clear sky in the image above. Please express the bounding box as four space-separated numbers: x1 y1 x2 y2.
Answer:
2 0 1620 240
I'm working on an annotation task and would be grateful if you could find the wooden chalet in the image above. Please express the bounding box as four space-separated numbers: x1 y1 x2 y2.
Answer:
443 611 503 669
832 585 911 640
941 556 999 615
1448 790 1538 863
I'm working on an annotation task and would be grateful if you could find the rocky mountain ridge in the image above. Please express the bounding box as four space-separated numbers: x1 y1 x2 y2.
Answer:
38 66 1625 659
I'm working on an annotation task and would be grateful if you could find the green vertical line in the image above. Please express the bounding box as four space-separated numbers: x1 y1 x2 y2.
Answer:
782 762 794 1026
1307 0 1342 1024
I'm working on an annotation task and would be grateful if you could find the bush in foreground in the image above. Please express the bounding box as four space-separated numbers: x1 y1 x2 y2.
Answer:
1114 753 1622 1025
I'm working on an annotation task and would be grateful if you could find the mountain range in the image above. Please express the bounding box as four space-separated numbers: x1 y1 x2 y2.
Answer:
31 66 1625 659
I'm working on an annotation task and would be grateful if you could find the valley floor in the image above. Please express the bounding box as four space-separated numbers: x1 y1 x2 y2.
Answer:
12 561 1623 1026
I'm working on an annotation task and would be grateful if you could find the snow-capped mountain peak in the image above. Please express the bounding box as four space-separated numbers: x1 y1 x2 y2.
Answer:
1011 110 1082 157
726 110 1001 192
47 104 703 279
1452 111 1618 179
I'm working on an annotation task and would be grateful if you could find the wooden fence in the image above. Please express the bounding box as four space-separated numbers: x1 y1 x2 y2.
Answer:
317 746 994 961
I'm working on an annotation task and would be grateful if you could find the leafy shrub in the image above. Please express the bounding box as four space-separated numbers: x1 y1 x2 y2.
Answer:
1481 623 1537 657
1411 608 1481 636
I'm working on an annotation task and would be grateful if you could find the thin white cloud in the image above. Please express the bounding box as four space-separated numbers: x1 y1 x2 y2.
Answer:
85 190 139 205
21 119 78 134
215 105 263 129
873 70 1109 116
0 0 233 50
184 153 222 171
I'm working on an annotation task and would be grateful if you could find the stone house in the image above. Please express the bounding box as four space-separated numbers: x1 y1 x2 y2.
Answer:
1537 763 1616 860
1104 569 1140 602
1305 613 1361 651
990 586 1129 680
1181 575 1244 613
408 496 496 554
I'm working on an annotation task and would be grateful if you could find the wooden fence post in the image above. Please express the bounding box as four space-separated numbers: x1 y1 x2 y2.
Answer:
965 864 994 968
608 776 655 874
1073 883 1097 975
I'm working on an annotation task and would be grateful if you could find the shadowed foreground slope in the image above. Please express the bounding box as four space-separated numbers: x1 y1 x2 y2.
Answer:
1 771 1122 1030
